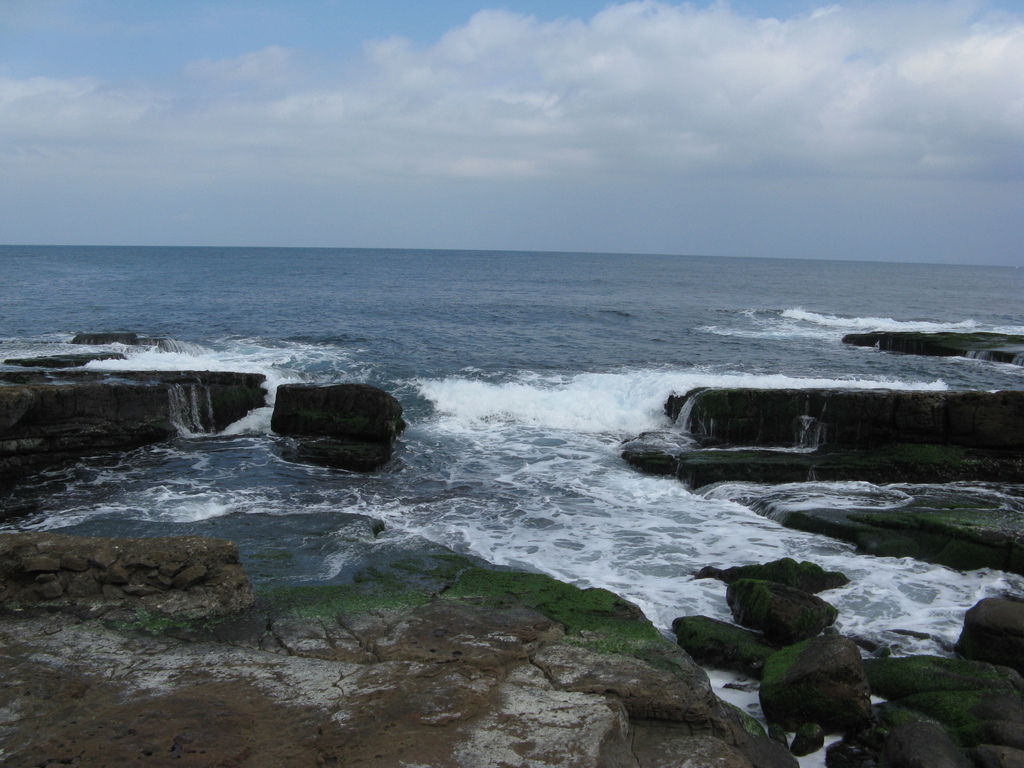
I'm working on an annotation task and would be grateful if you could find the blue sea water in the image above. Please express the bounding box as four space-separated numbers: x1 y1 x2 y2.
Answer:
2 246 1023 693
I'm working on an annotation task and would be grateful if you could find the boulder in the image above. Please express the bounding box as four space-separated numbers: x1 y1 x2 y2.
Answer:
882 722 971 768
672 615 777 678
272 383 405 472
759 635 872 732
970 744 1024 768
726 579 837 645
695 558 849 593
0 371 266 494
843 331 1024 366
0 532 253 619
957 598 1024 675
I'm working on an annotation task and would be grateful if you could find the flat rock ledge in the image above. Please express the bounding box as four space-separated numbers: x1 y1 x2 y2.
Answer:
843 331 1024 366
0 532 254 619
0 536 794 768
0 369 267 496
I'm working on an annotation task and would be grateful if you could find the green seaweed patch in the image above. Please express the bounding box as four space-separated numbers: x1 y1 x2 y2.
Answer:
890 690 986 746
725 702 767 739
865 655 1021 701
442 567 671 665
262 580 430 620
112 608 204 636
673 616 776 678
729 579 775 627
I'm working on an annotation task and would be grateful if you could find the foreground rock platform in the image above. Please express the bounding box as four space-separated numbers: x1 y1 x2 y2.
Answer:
0 537 794 768
843 331 1024 366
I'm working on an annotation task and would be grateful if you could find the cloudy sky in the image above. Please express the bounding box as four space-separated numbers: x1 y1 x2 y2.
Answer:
1 0 1022 264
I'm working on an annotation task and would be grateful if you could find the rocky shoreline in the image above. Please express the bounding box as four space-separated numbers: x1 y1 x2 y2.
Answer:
1 332 1023 766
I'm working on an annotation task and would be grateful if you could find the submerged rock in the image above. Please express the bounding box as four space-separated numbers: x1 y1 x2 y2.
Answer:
843 331 1024 366
272 383 405 472
956 598 1024 674
3 352 127 368
747 488 1024 576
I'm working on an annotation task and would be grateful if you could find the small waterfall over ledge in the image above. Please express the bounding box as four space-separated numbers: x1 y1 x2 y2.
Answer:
168 384 215 436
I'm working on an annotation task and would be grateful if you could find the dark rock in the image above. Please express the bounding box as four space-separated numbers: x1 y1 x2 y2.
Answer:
676 388 1024 451
843 332 1024 366
696 558 849 593
272 383 405 442
4 352 127 368
727 579 837 645
971 744 1024 768
672 615 777 678
674 445 1024 488
0 371 266 494
957 598 1024 675
282 437 393 472
71 332 151 345
0 533 253 619
272 383 405 472
790 722 825 756
759 635 871 731
883 722 970 768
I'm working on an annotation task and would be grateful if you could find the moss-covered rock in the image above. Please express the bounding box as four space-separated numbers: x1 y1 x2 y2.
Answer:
726 579 837 645
759 635 871 732
865 655 1023 701
695 557 849 593
759 492 1024 576
671 615 777 678
865 654 1024 749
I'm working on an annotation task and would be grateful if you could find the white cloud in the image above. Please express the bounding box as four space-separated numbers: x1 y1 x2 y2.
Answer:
1 1 1022 187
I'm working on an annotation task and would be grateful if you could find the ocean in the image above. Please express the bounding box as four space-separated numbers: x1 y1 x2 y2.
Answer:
2 245 1023 715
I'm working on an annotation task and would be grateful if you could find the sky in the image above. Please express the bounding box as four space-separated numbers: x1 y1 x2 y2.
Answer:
1 0 1022 265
